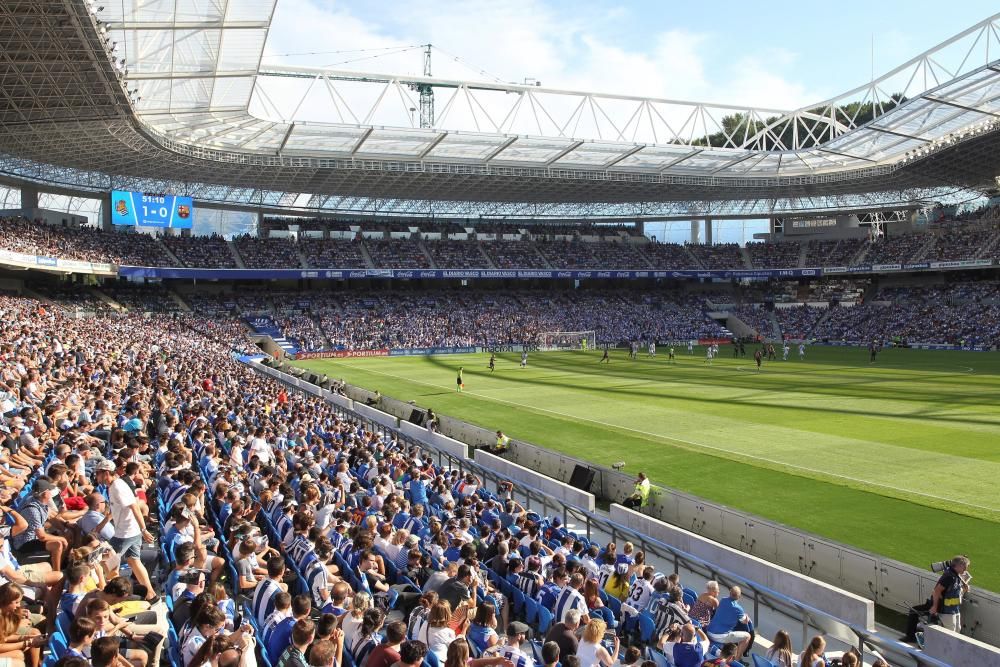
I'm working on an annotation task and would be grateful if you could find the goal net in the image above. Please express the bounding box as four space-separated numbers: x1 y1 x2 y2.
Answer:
538 330 597 351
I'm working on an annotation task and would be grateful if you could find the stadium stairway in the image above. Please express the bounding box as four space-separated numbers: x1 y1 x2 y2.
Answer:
416 240 437 268
850 241 872 267
89 288 125 312
977 229 1000 259
359 242 377 268
475 241 497 268
739 245 753 268
227 239 247 268
797 242 808 267
295 246 310 269
155 237 184 266
910 234 938 263
767 310 782 340
245 316 299 355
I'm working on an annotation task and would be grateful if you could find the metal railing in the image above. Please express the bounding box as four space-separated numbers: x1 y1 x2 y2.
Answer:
246 359 950 667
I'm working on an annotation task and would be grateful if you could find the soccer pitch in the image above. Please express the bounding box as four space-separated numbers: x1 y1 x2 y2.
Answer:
296 346 1000 592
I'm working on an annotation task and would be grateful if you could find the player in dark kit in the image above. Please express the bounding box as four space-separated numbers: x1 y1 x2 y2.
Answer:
600 347 610 363
869 340 878 364
754 348 763 373
488 353 496 372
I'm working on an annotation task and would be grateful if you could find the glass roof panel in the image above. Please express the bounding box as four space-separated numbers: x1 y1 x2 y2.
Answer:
357 129 438 157
422 134 506 161
551 142 639 167
492 137 579 164
283 125 369 153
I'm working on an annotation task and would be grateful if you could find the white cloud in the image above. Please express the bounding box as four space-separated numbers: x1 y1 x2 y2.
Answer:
254 0 830 141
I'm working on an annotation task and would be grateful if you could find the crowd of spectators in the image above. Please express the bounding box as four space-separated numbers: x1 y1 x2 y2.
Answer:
100 284 183 313
234 236 303 270
365 240 432 270
301 240 369 269
0 217 171 267
745 242 801 269
862 234 928 266
8 216 1000 272
423 242 489 270
685 243 745 270
731 306 773 338
774 306 827 340
536 242 647 270
641 243 697 270
802 239 866 268
480 242 549 269
162 235 237 269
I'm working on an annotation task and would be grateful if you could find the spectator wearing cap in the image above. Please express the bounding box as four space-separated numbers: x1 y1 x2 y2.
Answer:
94 459 157 604
77 492 114 542
9 477 69 571
492 622 534 667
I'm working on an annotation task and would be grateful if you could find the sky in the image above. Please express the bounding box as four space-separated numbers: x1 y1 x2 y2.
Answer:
259 1 1000 114
252 1 999 242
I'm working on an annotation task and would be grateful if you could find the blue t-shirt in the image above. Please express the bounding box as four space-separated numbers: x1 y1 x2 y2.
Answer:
706 597 746 635
265 616 296 661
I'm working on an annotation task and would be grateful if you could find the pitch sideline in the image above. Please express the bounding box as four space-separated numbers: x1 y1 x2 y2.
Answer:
323 359 1000 516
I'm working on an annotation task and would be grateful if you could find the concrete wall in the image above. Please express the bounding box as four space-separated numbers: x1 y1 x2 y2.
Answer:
923 626 1000 667
353 403 399 430
330 377 1000 647
476 450 596 512
611 504 875 630
398 421 470 460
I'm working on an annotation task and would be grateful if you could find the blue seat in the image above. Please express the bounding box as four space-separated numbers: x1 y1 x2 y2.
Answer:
594 605 617 629
638 610 657 643
422 651 440 667
524 596 539 626
50 633 68 659
752 655 778 667
509 586 527 619
537 605 554 634
647 649 671 667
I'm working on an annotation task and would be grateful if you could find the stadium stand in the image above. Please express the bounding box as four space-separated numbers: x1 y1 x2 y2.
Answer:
536 240 648 270
365 239 433 269
642 242 698 269
423 240 490 269
300 238 368 269
162 234 238 269
234 234 303 269
745 242 801 269
479 240 549 269
774 305 827 340
686 243 746 269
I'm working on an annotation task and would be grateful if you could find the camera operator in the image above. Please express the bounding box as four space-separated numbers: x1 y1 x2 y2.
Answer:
930 556 971 632
904 555 971 640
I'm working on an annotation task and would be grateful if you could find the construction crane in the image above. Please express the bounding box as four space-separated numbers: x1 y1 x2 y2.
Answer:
411 44 434 128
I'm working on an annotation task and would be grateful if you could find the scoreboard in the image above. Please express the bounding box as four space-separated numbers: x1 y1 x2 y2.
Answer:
111 190 194 228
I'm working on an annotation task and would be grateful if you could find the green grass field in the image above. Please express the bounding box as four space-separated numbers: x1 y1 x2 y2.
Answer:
295 346 1000 592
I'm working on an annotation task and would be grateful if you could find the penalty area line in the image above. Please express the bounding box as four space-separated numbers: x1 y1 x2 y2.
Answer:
326 360 1000 516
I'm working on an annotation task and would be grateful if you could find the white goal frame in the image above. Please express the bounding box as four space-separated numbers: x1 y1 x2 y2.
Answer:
538 330 597 351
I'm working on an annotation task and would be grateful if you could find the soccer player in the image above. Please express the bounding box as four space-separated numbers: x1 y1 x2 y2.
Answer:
704 346 713 365
668 347 675 364
687 340 694 355
782 343 789 361
754 348 763 373
648 341 655 357
798 343 805 360
869 340 878 364
456 367 464 391
520 350 528 368
488 353 496 373
600 347 610 363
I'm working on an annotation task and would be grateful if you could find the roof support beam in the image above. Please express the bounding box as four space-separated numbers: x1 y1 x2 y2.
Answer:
602 144 645 170
127 70 257 81
417 132 447 159
106 21 270 30
277 123 295 155
483 136 518 162
866 126 928 141
545 140 584 166
922 95 1000 118
350 127 374 154
657 150 703 172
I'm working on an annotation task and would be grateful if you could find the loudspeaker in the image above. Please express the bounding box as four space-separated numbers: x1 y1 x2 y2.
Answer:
308 374 319 384
568 465 596 492
409 409 424 425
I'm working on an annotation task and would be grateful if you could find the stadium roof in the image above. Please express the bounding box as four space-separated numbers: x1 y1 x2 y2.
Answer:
0 1 999 218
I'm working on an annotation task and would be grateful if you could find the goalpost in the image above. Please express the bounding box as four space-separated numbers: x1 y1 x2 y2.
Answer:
537 330 597 351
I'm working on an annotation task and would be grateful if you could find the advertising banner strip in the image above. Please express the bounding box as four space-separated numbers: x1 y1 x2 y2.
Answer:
114 261 997 282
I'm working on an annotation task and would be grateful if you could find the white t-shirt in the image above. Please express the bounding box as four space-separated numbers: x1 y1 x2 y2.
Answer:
109 477 141 539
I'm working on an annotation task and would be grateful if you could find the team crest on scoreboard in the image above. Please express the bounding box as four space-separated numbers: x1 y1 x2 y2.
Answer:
115 199 129 216
177 205 191 219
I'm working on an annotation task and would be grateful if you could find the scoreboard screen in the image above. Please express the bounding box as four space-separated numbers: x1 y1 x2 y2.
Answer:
111 190 194 229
